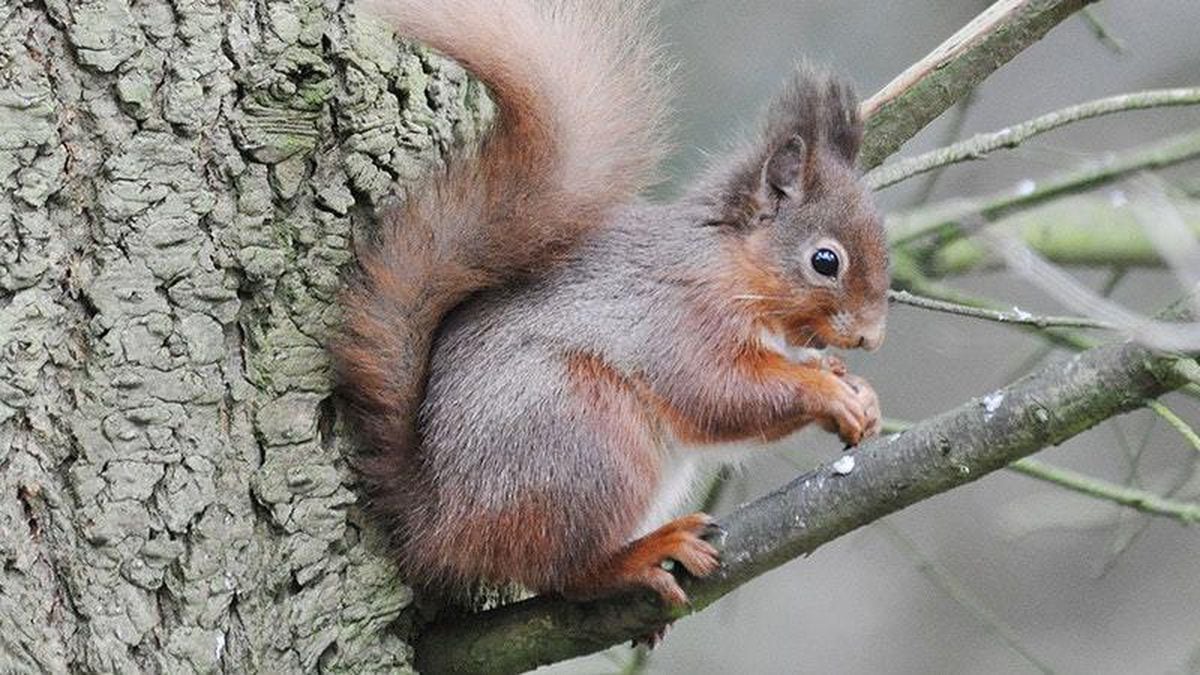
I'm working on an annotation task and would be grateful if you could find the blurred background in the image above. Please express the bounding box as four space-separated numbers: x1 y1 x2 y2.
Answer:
548 1 1200 673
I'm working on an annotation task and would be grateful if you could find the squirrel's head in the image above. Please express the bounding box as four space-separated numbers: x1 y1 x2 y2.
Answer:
714 68 889 352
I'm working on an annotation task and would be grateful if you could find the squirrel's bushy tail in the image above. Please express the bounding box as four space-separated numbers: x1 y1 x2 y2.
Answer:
333 0 669 541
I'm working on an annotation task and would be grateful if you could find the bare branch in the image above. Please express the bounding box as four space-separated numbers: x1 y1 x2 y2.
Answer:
991 224 1200 353
868 88 1200 190
905 94 977 207
1146 399 1200 455
888 129 1200 247
1008 458 1200 523
890 268 1097 351
860 0 1097 168
1079 7 1127 54
878 523 1055 674
889 289 1113 330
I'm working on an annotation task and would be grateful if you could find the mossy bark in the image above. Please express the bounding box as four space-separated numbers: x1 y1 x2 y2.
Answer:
0 1 487 671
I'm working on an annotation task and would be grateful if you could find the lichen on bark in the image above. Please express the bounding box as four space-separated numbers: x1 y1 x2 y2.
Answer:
0 1 487 671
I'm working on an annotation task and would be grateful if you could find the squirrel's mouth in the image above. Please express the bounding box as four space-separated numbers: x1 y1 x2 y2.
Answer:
761 327 828 365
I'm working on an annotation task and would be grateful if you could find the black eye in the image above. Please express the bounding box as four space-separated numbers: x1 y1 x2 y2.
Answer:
811 248 840 278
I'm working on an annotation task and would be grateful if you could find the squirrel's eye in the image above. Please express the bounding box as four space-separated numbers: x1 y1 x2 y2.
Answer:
811 248 840 278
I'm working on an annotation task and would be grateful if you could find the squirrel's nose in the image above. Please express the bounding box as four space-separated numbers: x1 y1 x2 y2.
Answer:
856 321 886 352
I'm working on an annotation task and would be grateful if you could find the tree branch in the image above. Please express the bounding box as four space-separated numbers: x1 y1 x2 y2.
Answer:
1008 458 1200 523
889 264 1097 351
1079 7 1127 54
415 341 1187 674
922 195 1200 277
867 88 1200 190
887 128 1200 247
877 523 1055 674
1147 399 1200 454
888 289 1114 330
859 0 1097 169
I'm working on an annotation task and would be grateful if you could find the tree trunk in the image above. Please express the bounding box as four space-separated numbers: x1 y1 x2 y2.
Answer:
1 1 486 671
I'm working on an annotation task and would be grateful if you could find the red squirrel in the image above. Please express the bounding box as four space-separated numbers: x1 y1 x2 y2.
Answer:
333 0 889 609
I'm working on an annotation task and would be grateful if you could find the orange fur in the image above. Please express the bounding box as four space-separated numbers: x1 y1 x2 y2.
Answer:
563 513 720 607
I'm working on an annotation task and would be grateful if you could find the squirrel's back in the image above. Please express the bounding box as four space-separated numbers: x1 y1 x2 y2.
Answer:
331 0 670 568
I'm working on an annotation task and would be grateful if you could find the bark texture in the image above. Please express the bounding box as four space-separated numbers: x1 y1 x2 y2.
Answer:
0 1 489 671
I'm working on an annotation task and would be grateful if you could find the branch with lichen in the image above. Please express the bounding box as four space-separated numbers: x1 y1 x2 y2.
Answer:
859 0 1098 168
915 194 1200 278
887 128 1200 248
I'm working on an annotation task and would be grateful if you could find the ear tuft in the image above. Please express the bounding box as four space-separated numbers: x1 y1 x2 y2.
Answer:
824 79 862 163
763 134 807 200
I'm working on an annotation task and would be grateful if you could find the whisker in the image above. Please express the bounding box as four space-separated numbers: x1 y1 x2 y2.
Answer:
730 294 791 302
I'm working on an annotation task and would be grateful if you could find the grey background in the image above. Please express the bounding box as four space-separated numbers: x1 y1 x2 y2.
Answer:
550 1 1200 673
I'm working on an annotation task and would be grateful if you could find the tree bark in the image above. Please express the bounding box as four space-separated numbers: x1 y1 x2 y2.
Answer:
1 2 488 671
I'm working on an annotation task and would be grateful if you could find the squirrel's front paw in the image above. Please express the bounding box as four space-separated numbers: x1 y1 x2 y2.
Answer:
840 373 881 442
815 374 877 446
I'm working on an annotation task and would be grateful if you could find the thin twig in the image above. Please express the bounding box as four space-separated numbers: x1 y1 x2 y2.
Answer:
1008 458 1200 524
906 93 977 207
1001 268 1128 383
889 289 1114 330
868 88 1200 190
886 415 1200 527
887 128 1200 247
886 416 1200 524
890 263 1097 351
1099 414 1155 575
990 216 1200 354
1079 7 1127 54
1145 399 1200 454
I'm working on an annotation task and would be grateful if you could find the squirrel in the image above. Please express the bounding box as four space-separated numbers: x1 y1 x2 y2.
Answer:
333 0 890 611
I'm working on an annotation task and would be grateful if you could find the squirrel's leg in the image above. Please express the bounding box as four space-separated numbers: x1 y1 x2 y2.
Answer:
557 352 722 608
562 512 722 607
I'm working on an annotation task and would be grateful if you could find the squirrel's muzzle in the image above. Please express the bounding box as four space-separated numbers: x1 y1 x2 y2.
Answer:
855 318 886 351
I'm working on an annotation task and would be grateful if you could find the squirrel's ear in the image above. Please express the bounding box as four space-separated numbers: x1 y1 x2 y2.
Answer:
826 81 863 163
761 134 807 200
